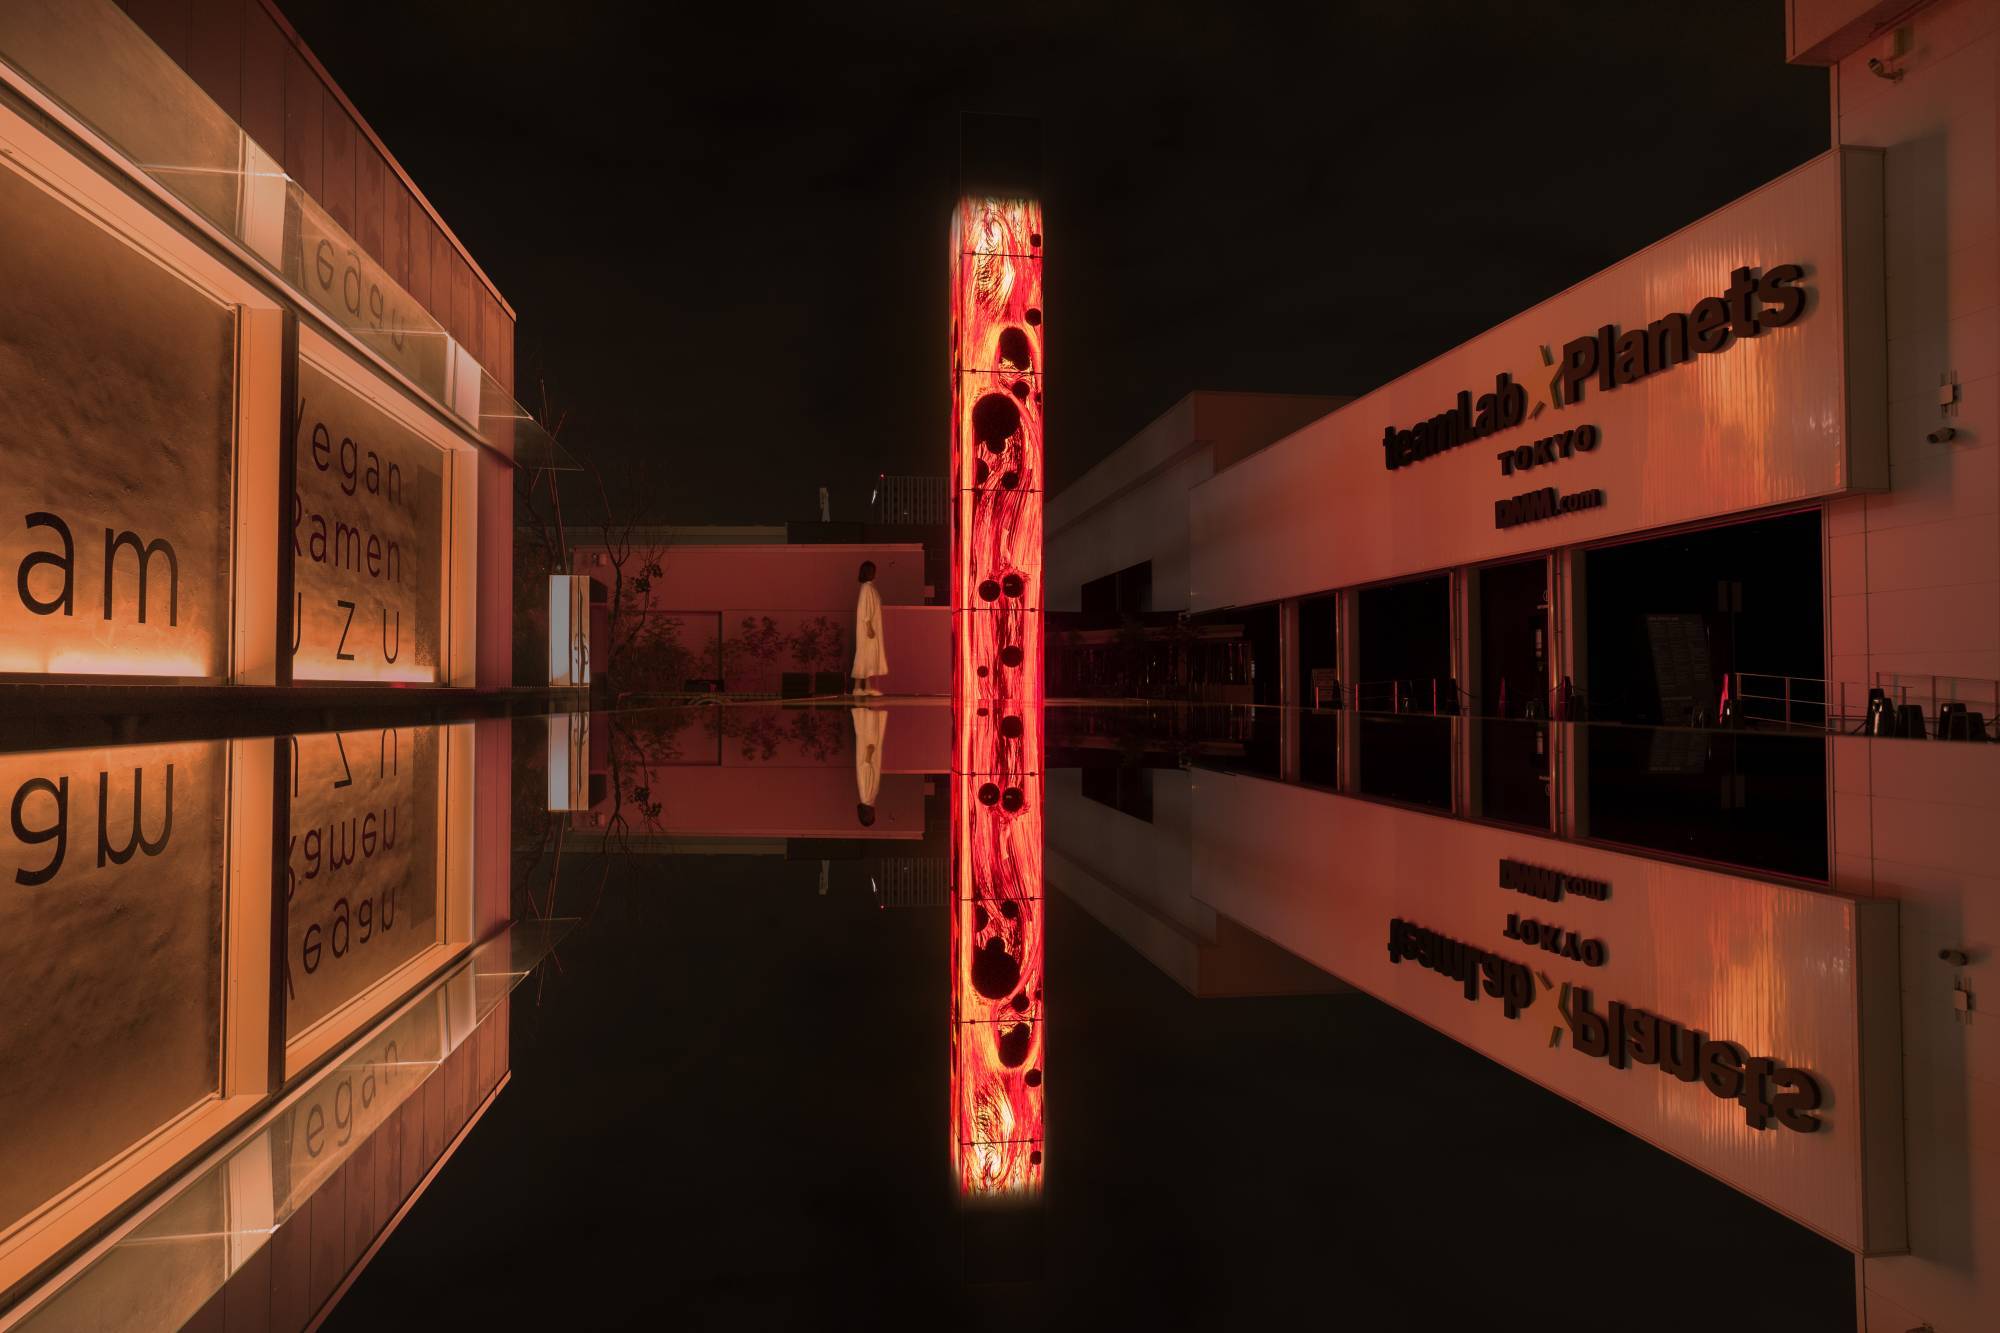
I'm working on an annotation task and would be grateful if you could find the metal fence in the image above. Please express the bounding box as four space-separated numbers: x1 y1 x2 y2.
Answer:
872 475 950 526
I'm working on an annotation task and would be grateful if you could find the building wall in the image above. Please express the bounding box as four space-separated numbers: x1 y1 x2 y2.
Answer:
1047 392 1344 613
575 543 949 695
1184 149 1885 612
114 0 514 396
1046 767 1343 996
1813 3 2000 1327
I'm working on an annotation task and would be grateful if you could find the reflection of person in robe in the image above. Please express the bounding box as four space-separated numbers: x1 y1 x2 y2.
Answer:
852 560 888 696
852 705 887 826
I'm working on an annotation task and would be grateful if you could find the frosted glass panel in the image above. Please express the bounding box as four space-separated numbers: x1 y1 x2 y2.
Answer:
0 157 234 680
291 362 446 683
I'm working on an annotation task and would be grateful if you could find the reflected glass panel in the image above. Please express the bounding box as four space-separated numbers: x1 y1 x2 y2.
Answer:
1584 723 1828 880
0 741 226 1240
285 727 442 1041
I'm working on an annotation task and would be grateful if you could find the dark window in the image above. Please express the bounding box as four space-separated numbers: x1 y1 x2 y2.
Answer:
1582 510 1826 879
1355 575 1453 810
1299 593 1339 787
1476 558 1550 829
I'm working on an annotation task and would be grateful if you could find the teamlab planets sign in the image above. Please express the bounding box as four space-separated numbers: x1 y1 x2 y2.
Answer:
0 154 235 680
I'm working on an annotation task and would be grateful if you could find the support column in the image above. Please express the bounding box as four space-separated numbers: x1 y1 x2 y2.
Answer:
1279 596 1301 783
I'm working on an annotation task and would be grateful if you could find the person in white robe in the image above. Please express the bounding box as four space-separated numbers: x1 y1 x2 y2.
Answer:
852 704 887 826
852 560 888 695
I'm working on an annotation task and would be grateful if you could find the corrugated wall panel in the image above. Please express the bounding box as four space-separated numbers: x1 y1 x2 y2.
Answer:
187 0 241 121
317 87 354 233
355 138 385 262
120 0 191 71
384 177 411 291
282 45 320 199
239 0 285 162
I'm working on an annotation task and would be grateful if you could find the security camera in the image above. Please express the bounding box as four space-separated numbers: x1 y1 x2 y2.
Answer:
1940 948 1970 965
1867 55 1904 81
1928 426 1957 444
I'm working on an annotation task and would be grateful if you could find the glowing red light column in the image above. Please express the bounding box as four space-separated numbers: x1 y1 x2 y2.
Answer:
950 197 1045 1196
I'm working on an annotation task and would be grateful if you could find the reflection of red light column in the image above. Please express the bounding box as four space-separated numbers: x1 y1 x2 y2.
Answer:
950 196 1045 1197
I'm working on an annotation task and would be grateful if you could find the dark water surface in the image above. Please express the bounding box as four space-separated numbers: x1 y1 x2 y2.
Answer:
321 702 1852 1332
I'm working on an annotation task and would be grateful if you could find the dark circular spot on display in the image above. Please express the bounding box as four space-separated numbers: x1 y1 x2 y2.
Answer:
1030 1150 1043 1165
978 579 1001 602
1001 573 1025 598
1010 380 1029 400
1011 992 1030 1012
997 327 1033 372
1025 307 1042 327
1029 232 1041 247
1034 392 1043 405
1024 1068 1043 1087
997 1022 1032 1067
972 938 1021 999
975 904 989 930
977 665 990 678
975 459 989 484
972 393 1020 454
977 706 989 717
1001 786 1025 812
1000 471 1019 490
1000 645 1024 669
1000 715 1024 738
1000 899 1019 919
978 782 1000 806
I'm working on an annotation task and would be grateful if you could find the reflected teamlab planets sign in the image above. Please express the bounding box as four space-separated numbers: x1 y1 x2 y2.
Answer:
0 156 235 680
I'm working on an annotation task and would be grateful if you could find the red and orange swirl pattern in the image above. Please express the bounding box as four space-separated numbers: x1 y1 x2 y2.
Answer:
950 197 1045 1197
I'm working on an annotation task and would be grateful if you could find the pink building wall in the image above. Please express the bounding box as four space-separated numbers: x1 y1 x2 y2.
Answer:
575 543 949 695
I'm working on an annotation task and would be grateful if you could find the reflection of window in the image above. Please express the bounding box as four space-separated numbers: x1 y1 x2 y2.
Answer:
0 741 229 1288
1080 764 1154 822
285 727 451 1058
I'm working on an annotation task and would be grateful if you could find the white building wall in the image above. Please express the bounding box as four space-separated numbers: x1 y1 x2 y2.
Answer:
1047 392 1344 613
1818 2 2000 1328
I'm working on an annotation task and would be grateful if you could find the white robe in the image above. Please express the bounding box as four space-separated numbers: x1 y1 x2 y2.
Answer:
852 582 888 679
852 706 887 805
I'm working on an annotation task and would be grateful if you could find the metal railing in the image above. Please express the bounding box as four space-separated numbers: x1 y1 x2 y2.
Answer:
1727 671 1999 740
872 475 950 526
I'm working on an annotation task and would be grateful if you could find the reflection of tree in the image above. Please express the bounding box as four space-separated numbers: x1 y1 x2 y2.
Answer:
714 704 850 762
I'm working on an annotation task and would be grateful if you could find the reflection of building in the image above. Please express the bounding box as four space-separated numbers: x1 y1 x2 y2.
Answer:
0 4 545 1327
1044 10 2000 1329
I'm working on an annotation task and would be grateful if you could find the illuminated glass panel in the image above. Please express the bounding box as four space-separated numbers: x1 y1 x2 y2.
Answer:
951 197 1045 1196
291 362 448 683
0 158 234 680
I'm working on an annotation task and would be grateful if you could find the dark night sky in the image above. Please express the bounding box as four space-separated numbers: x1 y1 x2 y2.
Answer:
279 1 1829 524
